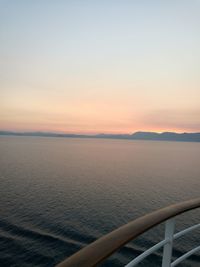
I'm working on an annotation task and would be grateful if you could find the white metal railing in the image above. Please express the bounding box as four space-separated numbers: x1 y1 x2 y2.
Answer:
125 218 200 267
56 198 200 267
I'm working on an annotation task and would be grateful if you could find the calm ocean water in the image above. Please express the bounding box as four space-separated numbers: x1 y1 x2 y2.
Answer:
0 136 199 267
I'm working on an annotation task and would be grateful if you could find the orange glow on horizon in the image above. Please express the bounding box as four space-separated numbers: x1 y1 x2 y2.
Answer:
0 121 198 135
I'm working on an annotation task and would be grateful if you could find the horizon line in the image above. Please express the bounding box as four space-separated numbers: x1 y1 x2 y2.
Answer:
0 130 200 135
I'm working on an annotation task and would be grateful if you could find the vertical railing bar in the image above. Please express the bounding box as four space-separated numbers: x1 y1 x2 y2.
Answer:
162 218 175 267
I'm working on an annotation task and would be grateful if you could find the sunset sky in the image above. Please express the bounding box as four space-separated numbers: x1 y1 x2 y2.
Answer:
1 0 200 134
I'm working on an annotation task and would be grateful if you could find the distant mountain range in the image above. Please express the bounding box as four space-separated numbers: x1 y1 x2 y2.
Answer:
0 131 200 142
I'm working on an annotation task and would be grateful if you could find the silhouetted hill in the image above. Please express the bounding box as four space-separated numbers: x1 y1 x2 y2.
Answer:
0 131 200 142
131 131 200 142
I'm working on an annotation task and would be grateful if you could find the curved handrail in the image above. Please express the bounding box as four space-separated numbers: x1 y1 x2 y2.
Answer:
56 197 200 267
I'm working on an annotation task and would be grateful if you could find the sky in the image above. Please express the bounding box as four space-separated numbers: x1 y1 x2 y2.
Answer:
1 0 200 134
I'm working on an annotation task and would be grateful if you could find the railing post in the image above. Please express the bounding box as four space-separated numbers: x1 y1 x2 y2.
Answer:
162 218 175 267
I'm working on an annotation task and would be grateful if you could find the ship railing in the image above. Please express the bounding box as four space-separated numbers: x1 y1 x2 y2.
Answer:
56 198 200 267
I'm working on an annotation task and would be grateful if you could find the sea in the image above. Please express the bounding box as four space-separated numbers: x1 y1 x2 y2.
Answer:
0 136 199 267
